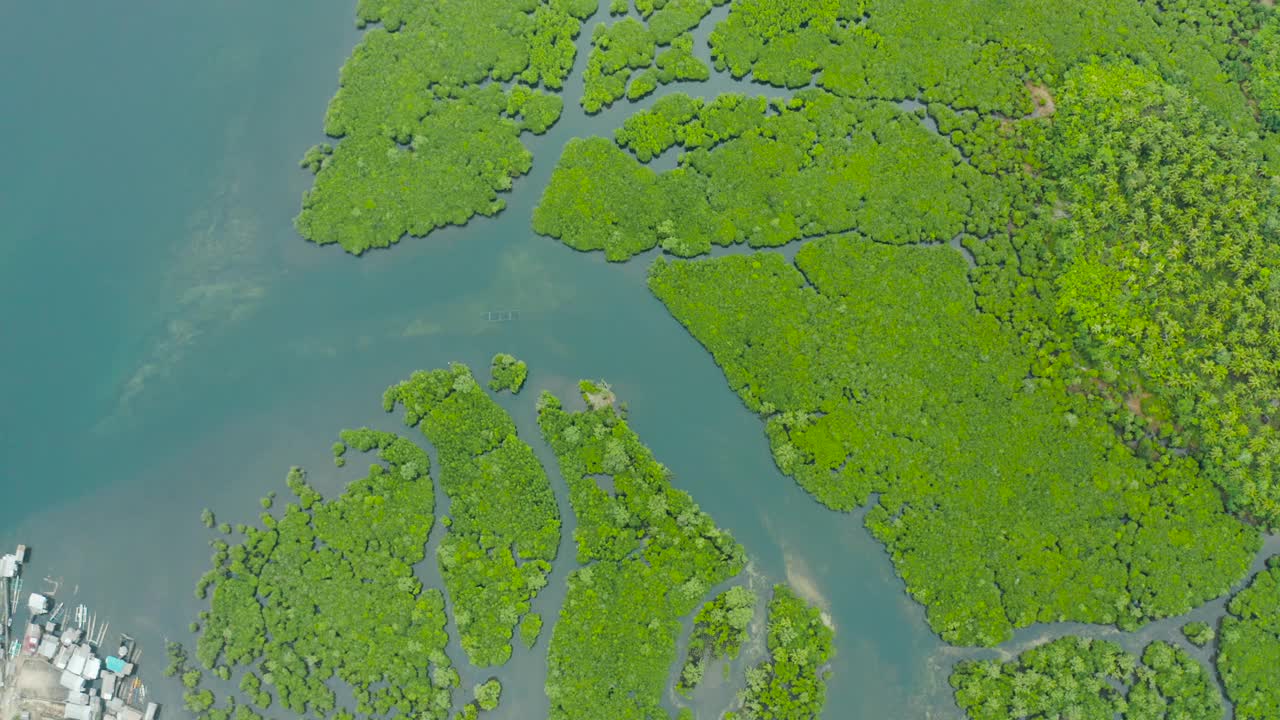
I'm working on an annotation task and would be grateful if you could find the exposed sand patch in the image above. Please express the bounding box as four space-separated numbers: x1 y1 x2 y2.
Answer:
783 548 836 631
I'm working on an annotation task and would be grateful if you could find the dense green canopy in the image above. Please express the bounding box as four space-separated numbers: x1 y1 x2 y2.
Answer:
651 236 1258 646
725 585 834 720
678 585 757 694
707 0 1259 128
951 636 1223 719
192 436 451 719
1218 557 1280 720
1049 62 1280 524
535 90 987 260
296 0 595 254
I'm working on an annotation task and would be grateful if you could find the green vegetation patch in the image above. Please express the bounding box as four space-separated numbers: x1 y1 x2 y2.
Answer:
519 612 544 648
655 35 710 85
650 236 1258 645
724 585 833 720
951 636 1223 719
488 353 529 394
583 19 659 113
298 85 555 255
1182 621 1215 648
296 0 595 254
537 382 748 719
1250 14 1280 130
535 90 987 261
1218 557 1280 720
473 679 502 711
678 585 756 694
707 0 1256 125
191 435 452 718
581 0 717 113
384 364 561 667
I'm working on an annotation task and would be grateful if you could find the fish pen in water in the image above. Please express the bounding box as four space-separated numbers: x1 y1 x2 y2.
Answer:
484 310 519 322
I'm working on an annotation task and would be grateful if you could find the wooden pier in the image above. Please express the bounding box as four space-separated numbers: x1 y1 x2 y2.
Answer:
2 575 10 667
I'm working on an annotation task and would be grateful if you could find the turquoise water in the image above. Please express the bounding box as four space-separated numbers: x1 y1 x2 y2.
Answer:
0 1 956 717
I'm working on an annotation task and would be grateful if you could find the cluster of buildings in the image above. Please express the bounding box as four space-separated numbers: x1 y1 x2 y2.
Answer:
1 545 158 720
22 619 156 720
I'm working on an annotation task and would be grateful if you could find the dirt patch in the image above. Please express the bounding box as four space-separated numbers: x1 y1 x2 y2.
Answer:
1026 82 1056 118
1124 390 1151 419
1 656 69 720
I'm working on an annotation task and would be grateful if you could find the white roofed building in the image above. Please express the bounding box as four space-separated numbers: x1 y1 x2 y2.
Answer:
54 643 74 669
37 633 59 660
67 644 91 676
59 670 85 693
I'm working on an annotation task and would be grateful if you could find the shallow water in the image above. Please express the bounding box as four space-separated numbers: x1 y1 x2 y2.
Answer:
3 2 1267 719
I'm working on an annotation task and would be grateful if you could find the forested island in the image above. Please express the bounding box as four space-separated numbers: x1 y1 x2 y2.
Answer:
383 365 560 668
232 0 1280 715
536 381 748 718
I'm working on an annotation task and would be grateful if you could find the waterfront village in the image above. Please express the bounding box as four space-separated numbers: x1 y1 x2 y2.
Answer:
1 546 158 720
